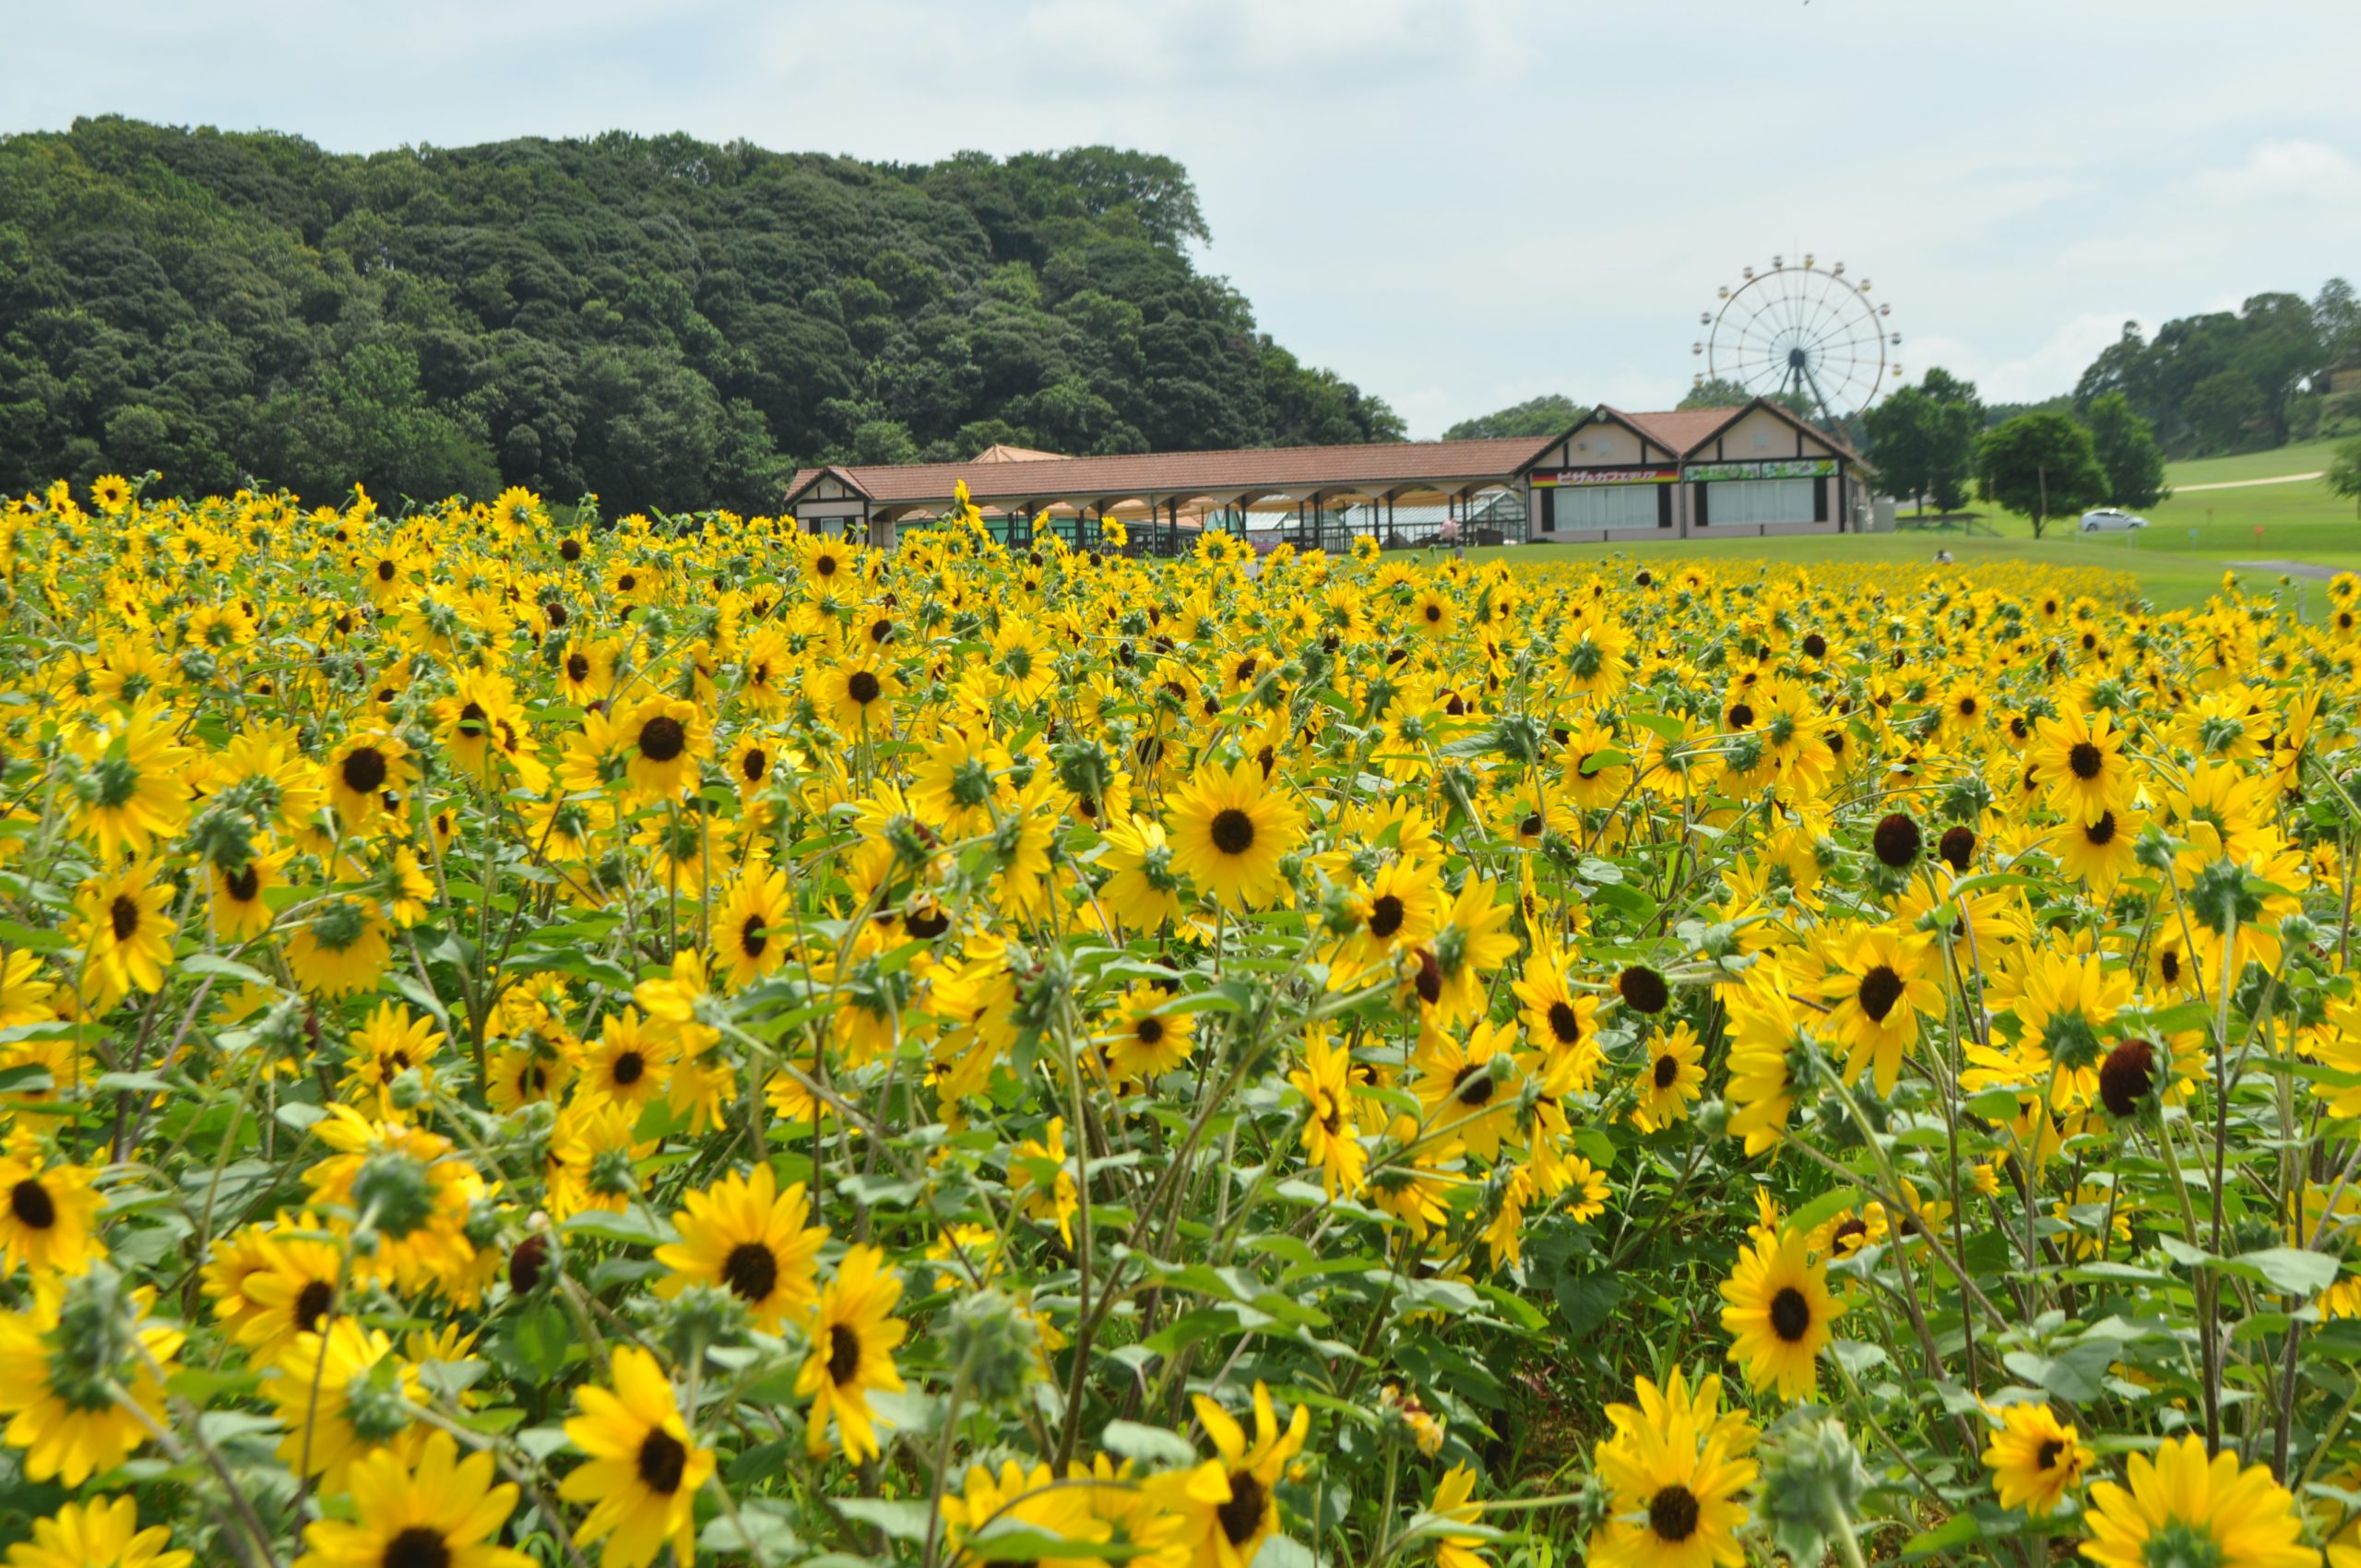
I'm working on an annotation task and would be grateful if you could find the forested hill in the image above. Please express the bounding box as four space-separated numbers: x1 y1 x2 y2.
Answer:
0 117 1405 515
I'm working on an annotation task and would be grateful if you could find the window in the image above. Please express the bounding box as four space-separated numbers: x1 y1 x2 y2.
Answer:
1557 483 1661 529
1703 479 1815 525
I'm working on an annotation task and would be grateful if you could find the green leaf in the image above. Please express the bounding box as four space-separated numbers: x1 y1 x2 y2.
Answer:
2220 1247 2340 1295
833 1499 935 1543
1101 1420 1197 1467
1554 1268 1620 1337
1783 1184 1867 1239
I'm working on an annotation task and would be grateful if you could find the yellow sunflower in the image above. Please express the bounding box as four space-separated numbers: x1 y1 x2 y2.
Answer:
292 1429 528 1568
1717 1228 1842 1401
0 1155 101 1278
6 1496 191 1568
797 1243 909 1463
653 1164 829 1331
2081 1435 2314 1568
1982 1401 2092 1517
560 1344 717 1568
1144 1382 1310 1568
1167 757 1305 909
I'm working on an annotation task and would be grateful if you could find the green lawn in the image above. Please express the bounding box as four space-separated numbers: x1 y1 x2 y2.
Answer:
2150 438 2343 487
1478 443 2358 613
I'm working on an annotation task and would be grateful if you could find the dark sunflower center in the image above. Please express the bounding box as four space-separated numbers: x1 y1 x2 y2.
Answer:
1216 1470 1267 1547
847 670 882 706
636 1427 688 1493
1452 1063 1495 1107
110 894 141 942
1423 603 1442 623
1209 807 1256 856
383 1525 453 1568
740 914 768 959
1519 812 1544 836
375 558 397 582
1654 1053 1679 1089
741 748 767 782
2160 949 2181 982
1647 1484 1700 1543
1727 703 1755 730
226 863 261 901
1134 1016 1166 1045
721 1241 779 1302
1769 1285 1812 1342
1367 894 1406 938
828 1323 862 1384
457 700 488 737
566 653 591 682
508 1236 550 1293
611 1051 646 1087
294 1277 336 1333
1547 1000 1582 1044
2036 1438 2065 1472
2083 811 2117 847
2067 741 2103 780
1618 966 1669 1014
2099 1038 2157 1118
1857 965 1904 1024
341 745 389 794
9 1178 57 1229
561 538 584 562
637 716 688 763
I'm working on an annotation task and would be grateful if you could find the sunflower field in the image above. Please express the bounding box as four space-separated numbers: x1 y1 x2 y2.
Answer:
2 474 2360 1568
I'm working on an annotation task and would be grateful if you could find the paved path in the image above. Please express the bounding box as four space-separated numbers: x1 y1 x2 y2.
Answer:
2176 471 2323 492
2232 560 2355 581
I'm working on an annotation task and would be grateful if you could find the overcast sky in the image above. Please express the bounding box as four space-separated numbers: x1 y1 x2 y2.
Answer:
6 0 2358 436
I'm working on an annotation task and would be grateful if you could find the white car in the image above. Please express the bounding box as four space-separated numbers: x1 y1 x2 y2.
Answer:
2079 508 2149 532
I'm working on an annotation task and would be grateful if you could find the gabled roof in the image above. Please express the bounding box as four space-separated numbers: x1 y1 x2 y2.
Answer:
1523 398 1860 468
971 443 1065 463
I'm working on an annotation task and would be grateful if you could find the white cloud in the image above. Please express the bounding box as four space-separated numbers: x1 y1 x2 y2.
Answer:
2183 139 2361 206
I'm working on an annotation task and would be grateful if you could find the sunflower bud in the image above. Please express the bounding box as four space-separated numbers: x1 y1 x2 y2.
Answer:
1754 1411 1870 1564
943 1287 1038 1408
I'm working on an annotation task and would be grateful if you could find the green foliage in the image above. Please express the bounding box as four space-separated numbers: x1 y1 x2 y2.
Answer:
1442 393 1585 442
1975 410 2110 538
2073 279 2353 454
1680 376 1813 419
2084 391 2170 509
0 118 1402 515
1862 368 1982 513
2328 434 2361 517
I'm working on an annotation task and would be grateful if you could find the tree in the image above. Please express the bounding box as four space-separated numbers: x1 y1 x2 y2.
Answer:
1975 411 2109 538
1861 368 1980 514
2084 392 2169 509
2184 371 2265 454
2329 435 2361 519
1443 393 1584 441
1679 377 1815 420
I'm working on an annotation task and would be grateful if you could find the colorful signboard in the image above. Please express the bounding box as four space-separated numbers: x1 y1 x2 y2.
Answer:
1682 458 1838 481
1528 467 1680 488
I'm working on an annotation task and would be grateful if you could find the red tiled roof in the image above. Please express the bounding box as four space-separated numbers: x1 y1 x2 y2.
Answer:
1602 406 1742 457
786 433 1562 508
782 399 1856 511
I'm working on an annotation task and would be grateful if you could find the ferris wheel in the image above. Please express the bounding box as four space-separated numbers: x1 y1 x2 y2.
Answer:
1693 255 1899 429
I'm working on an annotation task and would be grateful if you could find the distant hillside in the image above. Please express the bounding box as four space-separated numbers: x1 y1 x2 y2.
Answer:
0 118 1404 513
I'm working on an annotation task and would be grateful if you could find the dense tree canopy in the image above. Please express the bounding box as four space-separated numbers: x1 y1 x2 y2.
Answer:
2070 280 2356 454
0 118 1405 514
1441 392 1587 440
